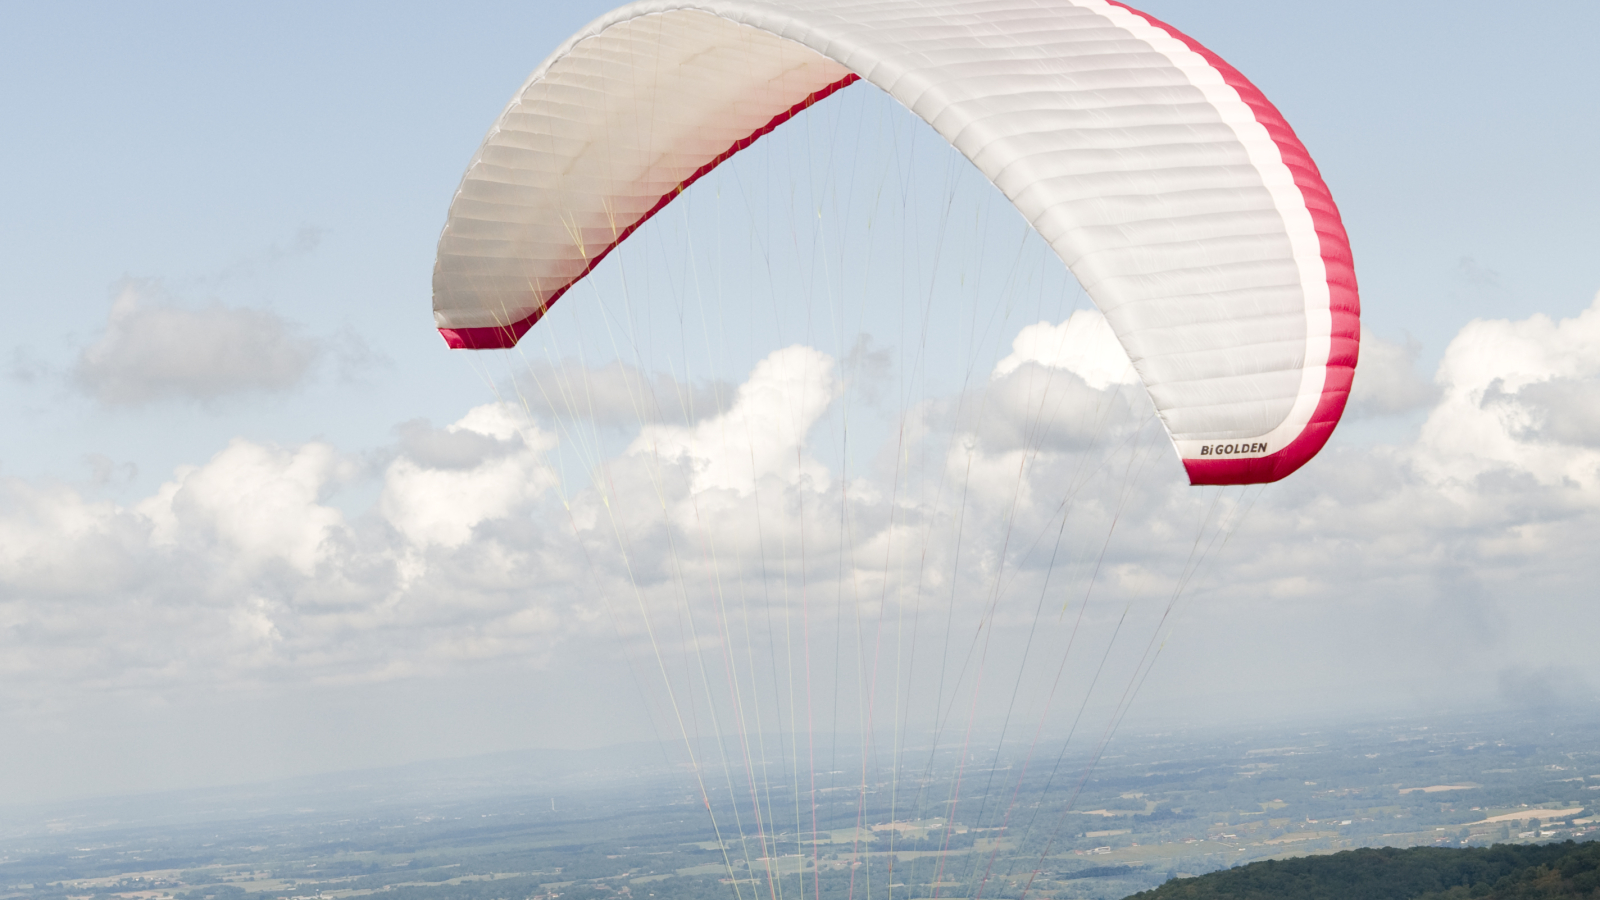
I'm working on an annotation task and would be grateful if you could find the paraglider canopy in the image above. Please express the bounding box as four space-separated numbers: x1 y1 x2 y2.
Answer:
431 0 1359 485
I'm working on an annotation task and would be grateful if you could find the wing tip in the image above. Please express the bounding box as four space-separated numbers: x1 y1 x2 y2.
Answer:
1183 419 1341 486
438 323 524 350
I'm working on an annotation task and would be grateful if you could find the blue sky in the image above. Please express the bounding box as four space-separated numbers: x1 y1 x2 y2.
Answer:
2 0 1598 806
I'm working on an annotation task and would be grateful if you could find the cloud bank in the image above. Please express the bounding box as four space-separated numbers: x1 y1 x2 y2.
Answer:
5 295 1600 735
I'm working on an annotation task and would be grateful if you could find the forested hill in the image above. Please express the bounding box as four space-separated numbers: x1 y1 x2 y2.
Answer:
1125 841 1600 900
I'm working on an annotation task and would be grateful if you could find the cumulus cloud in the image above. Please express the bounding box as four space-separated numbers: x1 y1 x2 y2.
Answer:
1485 377 1600 447
885 311 1152 466
0 346 863 712
0 401 581 702
1415 292 1600 486
629 344 838 495
1347 331 1440 417
73 281 324 405
9 296 1600 731
139 439 352 574
993 309 1137 389
383 405 557 548
962 362 1146 456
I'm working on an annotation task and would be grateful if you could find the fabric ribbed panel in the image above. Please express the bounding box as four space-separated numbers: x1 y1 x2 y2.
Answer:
432 0 1359 485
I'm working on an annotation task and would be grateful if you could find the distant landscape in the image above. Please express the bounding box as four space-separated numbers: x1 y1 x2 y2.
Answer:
3 709 1596 900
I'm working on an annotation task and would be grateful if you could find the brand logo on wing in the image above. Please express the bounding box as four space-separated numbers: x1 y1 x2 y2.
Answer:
1199 442 1269 457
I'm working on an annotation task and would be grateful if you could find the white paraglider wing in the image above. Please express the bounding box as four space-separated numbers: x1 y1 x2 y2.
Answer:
432 0 1359 485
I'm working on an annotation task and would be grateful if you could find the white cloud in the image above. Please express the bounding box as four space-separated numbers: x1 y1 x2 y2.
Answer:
382 404 557 549
0 480 139 600
1347 331 1440 418
962 361 1147 456
629 344 838 496
1493 377 1600 447
0 405 577 704
993 309 1137 389
73 281 323 405
7 297 1600 754
138 439 351 575
1414 292 1600 487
